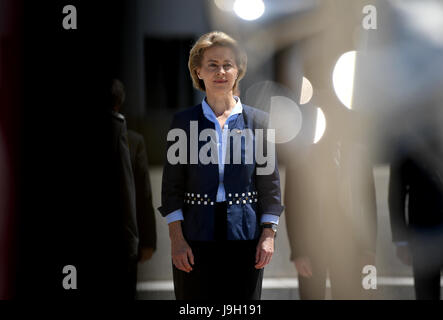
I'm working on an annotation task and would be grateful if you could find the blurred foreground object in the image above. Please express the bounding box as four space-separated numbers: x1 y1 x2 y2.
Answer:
353 0 443 300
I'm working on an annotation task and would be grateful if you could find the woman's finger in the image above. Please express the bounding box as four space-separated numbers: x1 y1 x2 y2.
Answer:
187 248 194 266
255 250 267 269
181 254 192 272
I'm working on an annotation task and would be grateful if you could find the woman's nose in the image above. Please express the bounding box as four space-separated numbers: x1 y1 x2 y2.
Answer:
216 66 226 74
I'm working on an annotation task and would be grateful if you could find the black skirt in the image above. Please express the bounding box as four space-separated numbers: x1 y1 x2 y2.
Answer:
172 202 264 300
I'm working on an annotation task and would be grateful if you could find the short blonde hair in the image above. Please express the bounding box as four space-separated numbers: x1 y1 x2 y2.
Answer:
188 31 247 92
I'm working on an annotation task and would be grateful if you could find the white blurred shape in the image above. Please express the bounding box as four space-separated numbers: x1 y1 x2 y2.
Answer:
233 0 265 21
393 0 443 48
333 51 356 110
314 107 326 144
353 0 443 116
269 96 302 144
300 76 313 104
214 0 235 12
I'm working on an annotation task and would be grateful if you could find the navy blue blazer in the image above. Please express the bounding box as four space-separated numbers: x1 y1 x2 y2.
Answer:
159 103 284 241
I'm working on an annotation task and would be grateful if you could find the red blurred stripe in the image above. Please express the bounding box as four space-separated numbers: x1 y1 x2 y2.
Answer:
0 0 22 299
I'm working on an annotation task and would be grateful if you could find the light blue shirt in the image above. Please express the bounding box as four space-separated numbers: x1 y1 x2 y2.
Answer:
165 96 279 226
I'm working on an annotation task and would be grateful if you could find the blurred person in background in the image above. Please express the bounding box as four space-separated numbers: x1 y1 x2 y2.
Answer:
109 94 139 299
285 110 377 299
352 0 443 300
111 79 157 297
389 129 443 300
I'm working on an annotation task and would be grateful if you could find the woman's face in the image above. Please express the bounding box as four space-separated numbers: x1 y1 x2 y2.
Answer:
197 46 239 95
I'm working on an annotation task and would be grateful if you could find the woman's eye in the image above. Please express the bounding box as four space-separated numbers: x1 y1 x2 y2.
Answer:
224 64 232 69
209 63 217 67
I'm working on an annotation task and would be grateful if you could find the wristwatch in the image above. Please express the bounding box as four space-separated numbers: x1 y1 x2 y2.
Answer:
261 223 277 233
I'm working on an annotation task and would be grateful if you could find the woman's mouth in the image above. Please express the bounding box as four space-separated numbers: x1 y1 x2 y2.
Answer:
214 79 228 83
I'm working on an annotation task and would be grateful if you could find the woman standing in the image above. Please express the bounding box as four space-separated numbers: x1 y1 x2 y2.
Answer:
159 31 284 300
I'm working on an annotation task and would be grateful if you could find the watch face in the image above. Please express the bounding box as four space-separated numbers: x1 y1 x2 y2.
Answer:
271 224 277 232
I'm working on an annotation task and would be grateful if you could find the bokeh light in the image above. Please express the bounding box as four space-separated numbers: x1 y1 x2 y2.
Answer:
333 51 356 110
214 0 235 12
233 0 265 21
313 107 326 144
300 76 313 105
268 96 302 144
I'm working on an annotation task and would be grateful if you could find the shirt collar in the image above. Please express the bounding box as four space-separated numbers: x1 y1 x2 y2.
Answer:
202 96 243 124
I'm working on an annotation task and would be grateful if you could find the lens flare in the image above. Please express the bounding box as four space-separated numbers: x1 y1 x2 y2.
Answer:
333 51 357 110
233 0 265 21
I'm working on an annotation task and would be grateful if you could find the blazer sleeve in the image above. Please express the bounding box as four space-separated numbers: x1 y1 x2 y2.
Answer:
158 114 187 217
254 112 285 218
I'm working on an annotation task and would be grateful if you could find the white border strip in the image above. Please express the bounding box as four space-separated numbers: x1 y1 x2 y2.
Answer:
137 277 443 291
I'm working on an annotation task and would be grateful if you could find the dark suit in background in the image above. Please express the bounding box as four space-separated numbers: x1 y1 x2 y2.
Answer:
127 130 157 254
110 111 139 299
110 77 158 296
127 129 157 296
389 139 443 300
